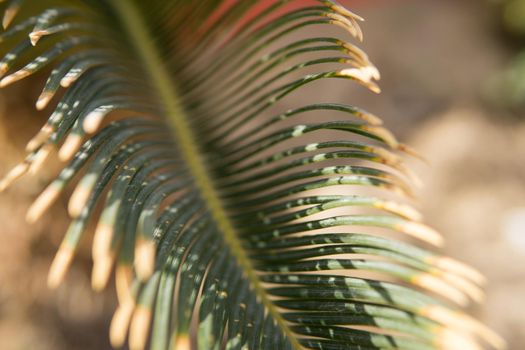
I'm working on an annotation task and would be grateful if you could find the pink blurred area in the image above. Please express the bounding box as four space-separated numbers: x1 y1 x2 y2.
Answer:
206 0 390 32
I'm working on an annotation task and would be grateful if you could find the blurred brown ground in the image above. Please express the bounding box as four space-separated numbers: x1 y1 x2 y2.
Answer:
0 0 524 349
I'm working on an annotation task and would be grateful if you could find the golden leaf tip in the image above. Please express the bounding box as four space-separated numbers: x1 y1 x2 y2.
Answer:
359 111 382 126
380 201 423 222
135 239 156 281
364 125 398 149
327 1 365 22
2 7 18 30
399 221 444 247
431 256 486 285
441 272 485 304
60 75 75 88
328 13 361 40
91 223 115 290
341 42 370 67
83 110 106 134
68 185 90 218
374 147 402 166
29 30 47 46
413 273 468 306
399 143 429 163
92 223 114 259
47 245 74 289
437 328 482 350
36 92 53 110
129 307 152 350
116 265 134 305
110 303 134 348
58 134 83 161
29 145 52 175
92 254 114 292
27 125 53 152
400 164 424 189
423 306 506 350
0 73 18 87
0 63 8 78
173 335 191 350
0 162 29 192
340 67 382 93
26 184 60 223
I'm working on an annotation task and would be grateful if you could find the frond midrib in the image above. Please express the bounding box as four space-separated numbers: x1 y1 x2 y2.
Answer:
109 1 301 348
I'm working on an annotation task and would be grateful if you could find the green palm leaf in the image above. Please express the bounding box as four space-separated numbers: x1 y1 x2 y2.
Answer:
0 1 504 349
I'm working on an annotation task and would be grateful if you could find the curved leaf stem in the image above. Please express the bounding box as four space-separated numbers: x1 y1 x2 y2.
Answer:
109 1 301 348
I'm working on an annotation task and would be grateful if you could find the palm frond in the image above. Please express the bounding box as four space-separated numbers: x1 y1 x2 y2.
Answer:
0 1 504 350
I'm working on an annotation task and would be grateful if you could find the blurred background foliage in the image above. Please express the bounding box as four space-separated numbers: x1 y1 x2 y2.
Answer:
0 0 524 349
487 0 525 111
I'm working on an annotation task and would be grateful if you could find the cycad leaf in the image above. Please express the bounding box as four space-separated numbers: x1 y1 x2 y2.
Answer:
0 1 504 350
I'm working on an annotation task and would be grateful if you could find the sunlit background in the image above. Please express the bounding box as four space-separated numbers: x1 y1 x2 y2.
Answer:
0 0 524 349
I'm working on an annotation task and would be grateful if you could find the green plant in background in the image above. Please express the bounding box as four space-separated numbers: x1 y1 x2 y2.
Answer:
486 51 525 110
486 0 525 110
0 1 505 350
501 0 525 35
